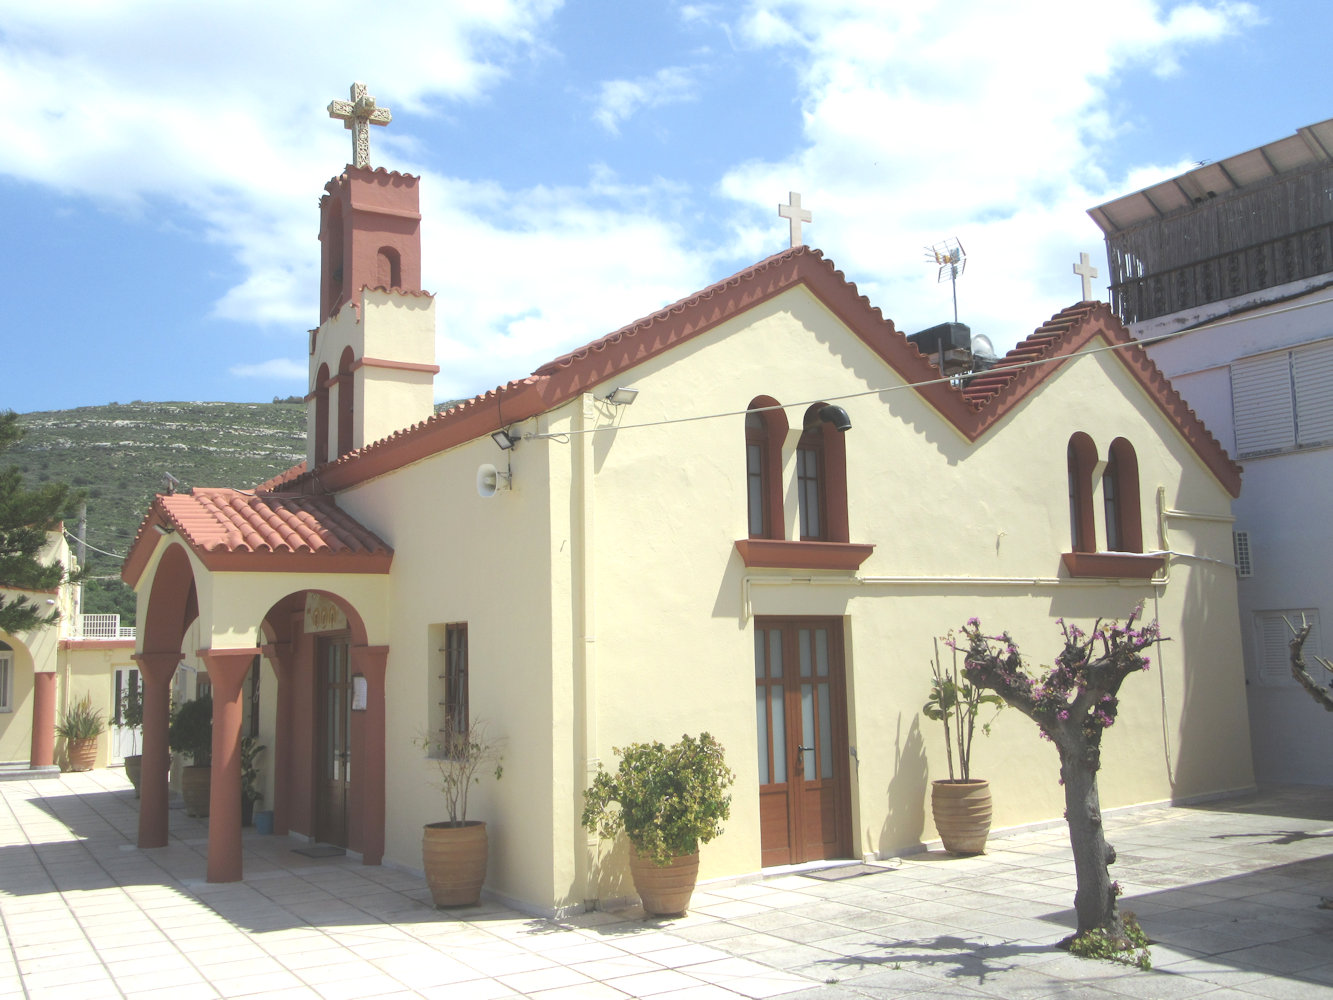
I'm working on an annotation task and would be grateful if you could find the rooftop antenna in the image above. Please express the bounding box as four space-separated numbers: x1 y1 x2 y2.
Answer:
925 237 967 324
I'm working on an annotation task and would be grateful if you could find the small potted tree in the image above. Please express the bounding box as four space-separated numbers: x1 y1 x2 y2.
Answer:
924 638 1002 854
121 685 144 796
56 694 105 772
582 732 734 917
240 736 266 826
418 719 504 907
168 695 212 817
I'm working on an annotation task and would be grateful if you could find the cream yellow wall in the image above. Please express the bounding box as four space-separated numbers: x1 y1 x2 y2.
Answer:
256 282 1251 917
0 636 38 763
306 292 436 467
545 286 1250 897
58 644 138 769
337 420 568 910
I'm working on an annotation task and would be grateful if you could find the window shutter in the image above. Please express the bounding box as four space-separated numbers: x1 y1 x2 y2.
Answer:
1293 339 1333 447
1254 609 1319 685
1232 530 1252 578
1231 353 1295 457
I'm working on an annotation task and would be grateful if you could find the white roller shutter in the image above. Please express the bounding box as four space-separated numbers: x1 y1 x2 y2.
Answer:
1293 339 1333 447
1231 352 1295 457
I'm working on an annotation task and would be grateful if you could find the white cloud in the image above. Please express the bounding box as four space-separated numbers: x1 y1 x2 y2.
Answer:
593 66 700 134
720 0 1261 347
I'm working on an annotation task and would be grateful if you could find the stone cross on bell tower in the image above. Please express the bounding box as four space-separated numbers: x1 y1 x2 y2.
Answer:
328 82 393 169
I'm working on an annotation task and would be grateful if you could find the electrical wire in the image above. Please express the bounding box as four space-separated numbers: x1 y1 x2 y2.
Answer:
522 293 1333 441
62 528 126 561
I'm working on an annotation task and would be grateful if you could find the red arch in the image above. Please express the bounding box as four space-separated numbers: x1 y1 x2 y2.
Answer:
1067 432 1098 553
314 363 331 467
799 402 849 543
746 396 788 539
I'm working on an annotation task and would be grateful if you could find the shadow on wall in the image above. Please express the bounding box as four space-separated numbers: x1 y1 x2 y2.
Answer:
879 713 928 857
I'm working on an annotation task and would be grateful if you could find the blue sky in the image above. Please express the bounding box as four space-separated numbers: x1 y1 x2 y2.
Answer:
3 1 1329 414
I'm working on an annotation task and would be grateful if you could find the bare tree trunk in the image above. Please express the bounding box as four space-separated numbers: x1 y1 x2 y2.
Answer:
1058 741 1122 939
1289 620 1333 713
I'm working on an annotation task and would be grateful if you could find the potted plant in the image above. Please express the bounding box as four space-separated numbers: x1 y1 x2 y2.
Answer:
168 695 212 817
417 719 504 907
581 732 734 917
240 736 266 827
56 693 105 772
120 685 144 796
924 637 1002 854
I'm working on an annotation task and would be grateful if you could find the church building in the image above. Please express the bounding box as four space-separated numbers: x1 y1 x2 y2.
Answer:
122 86 1255 916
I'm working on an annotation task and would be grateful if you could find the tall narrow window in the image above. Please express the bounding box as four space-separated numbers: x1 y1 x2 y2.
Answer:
0 643 12 713
799 403 850 543
314 363 331 466
797 437 823 540
1103 438 1143 552
440 623 468 735
336 346 355 458
1067 433 1097 553
745 397 787 539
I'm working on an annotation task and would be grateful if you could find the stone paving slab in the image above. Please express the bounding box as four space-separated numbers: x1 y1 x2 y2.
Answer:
1 771 1330 999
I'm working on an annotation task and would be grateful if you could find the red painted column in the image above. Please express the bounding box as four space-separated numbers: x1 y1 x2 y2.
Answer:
30 672 56 767
350 645 388 866
262 639 296 836
133 652 181 849
199 648 259 883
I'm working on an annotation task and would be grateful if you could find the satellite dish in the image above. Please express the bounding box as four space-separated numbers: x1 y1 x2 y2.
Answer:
970 334 995 359
476 463 511 498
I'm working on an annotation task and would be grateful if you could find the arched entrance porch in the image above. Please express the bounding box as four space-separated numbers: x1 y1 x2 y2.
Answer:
127 501 393 885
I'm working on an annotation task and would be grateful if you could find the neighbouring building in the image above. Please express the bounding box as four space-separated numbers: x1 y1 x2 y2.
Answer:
1089 116 1333 786
121 100 1255 914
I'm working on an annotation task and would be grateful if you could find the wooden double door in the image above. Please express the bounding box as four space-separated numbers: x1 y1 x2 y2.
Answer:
316 636 351 847
754 618 852 866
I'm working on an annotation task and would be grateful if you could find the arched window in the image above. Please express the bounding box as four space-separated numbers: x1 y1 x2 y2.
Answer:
1103 438 1142 552
1067 432 1097 553
798 403 849 543
336 347 355 458
314 363 331 467
376 246 401 289
745 397 787 539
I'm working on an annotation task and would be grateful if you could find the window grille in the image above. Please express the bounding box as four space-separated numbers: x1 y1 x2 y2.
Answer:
1233 530 1253 578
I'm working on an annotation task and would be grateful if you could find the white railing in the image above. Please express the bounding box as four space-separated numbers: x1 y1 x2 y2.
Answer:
74 614 136 640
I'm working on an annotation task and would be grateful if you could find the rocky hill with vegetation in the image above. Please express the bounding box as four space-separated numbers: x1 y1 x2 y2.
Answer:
7 400 307 621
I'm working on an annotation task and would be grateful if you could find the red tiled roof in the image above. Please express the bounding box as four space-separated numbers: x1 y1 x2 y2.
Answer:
250 247 1242 500
122 488 391 587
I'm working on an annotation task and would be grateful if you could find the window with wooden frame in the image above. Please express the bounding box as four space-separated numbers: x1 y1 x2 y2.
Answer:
336 346 355 459
1067 432 1097 553
313 362 331 466
0 644 12 713
797 403 849 543
745 397 787 539
1102 438 1143 552
439 623 468 736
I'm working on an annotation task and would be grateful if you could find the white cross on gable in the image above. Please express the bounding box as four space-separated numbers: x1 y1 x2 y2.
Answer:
328 82 393 169
1073 251 1100 301
779 191 812 248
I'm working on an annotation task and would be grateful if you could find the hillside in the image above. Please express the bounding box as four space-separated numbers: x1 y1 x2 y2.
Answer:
7 400 307 621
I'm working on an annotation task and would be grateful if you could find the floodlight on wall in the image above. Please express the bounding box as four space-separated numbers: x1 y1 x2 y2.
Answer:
819 405 852 432
605 387 639 406
491 429 520 450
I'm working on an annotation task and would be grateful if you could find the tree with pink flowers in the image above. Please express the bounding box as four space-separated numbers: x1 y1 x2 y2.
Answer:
952 608 1160 958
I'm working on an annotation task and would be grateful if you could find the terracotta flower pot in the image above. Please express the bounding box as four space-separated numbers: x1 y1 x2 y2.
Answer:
124 754 142 797
67 737 98 772
629 850 700 917
931 778 992 855
423 821 488 907
181 764 211 818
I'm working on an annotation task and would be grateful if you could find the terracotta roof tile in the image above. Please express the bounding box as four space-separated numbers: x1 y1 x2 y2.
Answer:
122 488 392 586
264 248 1240 501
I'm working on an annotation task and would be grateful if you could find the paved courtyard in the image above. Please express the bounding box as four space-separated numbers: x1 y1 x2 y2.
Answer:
1 770 1330 999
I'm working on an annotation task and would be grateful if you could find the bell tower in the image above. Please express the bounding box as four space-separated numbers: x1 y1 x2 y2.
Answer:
306 83 438 472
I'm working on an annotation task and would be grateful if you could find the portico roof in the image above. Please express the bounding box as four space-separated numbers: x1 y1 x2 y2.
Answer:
122 488 392 586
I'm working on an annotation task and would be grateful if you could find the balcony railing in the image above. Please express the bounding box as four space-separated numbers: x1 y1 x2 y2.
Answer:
73 614 136 640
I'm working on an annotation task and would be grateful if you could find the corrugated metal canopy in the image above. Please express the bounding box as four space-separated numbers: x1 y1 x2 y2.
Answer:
1089 118 1333 235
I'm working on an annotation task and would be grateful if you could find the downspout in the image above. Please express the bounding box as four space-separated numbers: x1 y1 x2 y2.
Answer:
574 393 599 909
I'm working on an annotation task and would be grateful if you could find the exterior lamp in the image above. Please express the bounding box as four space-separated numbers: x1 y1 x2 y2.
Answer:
819 405 852 432
491 429 520 450
605 387 639 406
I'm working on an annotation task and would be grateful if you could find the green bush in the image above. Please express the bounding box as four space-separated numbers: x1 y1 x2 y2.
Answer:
169 696 212 766
582 733 734 866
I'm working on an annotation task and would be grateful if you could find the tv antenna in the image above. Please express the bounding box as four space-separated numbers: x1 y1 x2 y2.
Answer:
925 237 967 323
